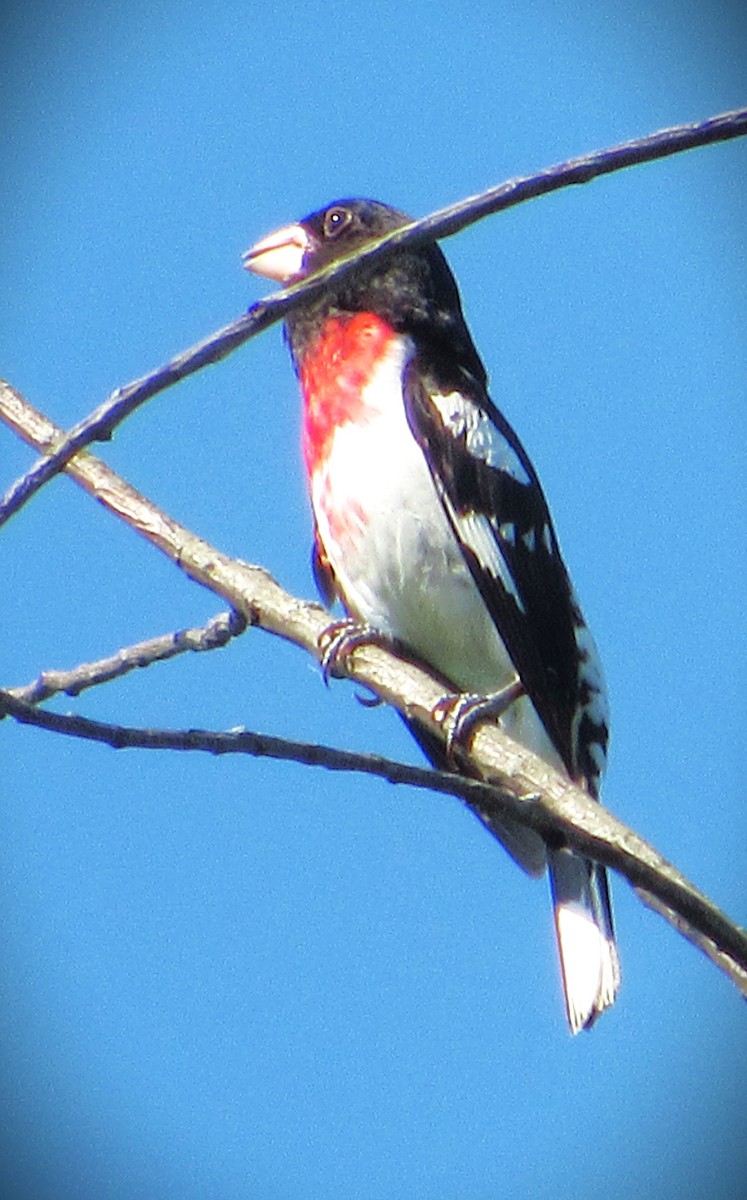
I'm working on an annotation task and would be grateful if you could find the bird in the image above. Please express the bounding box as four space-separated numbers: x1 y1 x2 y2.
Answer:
243 198 620 1032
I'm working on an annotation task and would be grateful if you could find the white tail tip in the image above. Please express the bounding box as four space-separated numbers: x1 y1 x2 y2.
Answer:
550 850 620 1033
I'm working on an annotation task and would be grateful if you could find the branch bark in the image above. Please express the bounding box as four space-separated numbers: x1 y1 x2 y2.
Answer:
1 107 745 529
5 610 246 704
2 377 746 998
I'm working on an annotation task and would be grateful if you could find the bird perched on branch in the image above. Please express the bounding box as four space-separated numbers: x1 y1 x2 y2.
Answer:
244 198 620 1032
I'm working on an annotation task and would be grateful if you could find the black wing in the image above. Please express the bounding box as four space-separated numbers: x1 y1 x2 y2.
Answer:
403 352 589 779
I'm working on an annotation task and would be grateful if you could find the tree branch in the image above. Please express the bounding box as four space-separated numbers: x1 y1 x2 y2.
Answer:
1 107 745 529
5 610 246 705
2 378 746 998
2 687 746 996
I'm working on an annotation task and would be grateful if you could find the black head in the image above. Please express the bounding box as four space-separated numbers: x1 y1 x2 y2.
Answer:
297 198 414 274
244 197 487 384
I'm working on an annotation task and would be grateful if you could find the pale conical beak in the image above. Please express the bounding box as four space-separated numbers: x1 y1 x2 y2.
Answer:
241 222 311 283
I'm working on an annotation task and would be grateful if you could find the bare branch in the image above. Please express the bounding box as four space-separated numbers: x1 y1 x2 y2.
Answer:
1 107 745 528
2 687 746 996
6 610 246 705
2 378 746 999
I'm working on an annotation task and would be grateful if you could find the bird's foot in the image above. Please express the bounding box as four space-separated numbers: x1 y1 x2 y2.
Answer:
318 617 387 692
433 678 525 764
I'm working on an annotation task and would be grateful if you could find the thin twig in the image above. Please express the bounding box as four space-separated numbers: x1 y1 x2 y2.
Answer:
6 610 247 705
2 688 746 995
1 107 745 528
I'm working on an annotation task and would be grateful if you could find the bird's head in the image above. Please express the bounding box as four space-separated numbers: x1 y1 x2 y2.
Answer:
242 197 486 385
242 198 411 284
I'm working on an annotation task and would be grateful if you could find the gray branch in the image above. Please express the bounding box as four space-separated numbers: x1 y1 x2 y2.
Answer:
1 107 745 529
6 610 246 704
1 377 746 1000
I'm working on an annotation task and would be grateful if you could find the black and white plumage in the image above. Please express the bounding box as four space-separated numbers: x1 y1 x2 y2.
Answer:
244 198 620 1032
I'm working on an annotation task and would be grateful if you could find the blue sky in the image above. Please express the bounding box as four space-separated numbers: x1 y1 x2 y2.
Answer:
2 2 746 1197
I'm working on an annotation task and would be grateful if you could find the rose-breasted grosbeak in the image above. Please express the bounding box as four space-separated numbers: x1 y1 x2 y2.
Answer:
244 198 620 1032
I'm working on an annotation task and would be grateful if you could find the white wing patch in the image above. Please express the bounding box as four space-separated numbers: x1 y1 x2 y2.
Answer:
498 521 516 545
444 508 527 615
431 391 532 485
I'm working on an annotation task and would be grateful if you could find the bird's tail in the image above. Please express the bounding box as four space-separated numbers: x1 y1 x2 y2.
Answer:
403 715 620 1032
548 847 620 1033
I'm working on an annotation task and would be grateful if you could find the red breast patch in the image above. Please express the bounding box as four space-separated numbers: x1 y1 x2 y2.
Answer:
299 312 396 477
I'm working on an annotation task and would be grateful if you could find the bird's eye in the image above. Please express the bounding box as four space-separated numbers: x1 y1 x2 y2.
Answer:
324 206 352 239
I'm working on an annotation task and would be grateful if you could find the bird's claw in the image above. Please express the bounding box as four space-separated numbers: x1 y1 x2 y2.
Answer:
433 678 525 765
318 618 382 686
